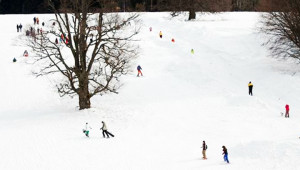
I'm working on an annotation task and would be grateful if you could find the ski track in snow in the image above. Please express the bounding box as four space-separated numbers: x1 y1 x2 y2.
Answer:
1 12 300 170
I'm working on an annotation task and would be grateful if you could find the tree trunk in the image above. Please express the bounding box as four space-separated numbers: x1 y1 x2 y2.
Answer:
188 9 196 20
78 78 91 110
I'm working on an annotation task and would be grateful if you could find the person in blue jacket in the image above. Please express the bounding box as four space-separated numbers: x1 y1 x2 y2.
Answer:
137 65 143 77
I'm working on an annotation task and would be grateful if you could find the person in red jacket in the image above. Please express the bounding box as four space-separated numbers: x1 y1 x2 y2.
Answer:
285 104 290 118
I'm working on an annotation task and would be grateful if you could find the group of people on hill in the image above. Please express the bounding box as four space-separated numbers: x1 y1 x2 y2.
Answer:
83 121 114 138
201 141 229 163
16 23 23 32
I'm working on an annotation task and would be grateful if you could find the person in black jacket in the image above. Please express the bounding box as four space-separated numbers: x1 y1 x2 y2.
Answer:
202 141 207 159
248 81 253 96
222 146 229 163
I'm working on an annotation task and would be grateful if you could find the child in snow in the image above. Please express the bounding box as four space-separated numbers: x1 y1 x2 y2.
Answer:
101 121 114 138
23 50 28 57
202 141 207 159
222 146 229 163
83 122 92 137
248 81 253 96
137 65 143 77
159 31 162 38
191 49 194 54
285 104 290 118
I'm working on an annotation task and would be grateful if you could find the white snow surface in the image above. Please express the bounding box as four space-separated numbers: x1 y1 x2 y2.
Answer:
1 12 300 170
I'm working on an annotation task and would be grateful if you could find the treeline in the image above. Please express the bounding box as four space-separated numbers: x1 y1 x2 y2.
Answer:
0 0 287 14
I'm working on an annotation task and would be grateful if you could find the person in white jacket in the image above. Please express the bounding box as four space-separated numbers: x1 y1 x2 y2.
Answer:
83 122 92 137
101 121 114 138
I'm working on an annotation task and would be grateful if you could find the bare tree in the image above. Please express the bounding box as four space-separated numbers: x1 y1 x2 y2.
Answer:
24 0 140 110
260 0 300 61
156 0 230 20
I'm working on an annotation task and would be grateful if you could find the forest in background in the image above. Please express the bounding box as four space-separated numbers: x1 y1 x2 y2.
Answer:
0 0 288 14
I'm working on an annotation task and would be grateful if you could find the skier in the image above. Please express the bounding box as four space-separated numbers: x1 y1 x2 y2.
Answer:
83 122 92 137
42 22 45 27
36 17 40 25
19 24 22 32
137 65 143 77
23 50 28 57
171 38 175 42
285 104 290 118
202 141 207 160
191 49 194 54
222 146 229 163
101 121 114 138
248 81 253 96
149 27 152 32
55 38 58 44
17 24 19 32
159 31 162 38
13 58 17 62
33 17 36 25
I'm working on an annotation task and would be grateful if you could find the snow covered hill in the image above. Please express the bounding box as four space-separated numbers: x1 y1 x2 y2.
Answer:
1 12 300 170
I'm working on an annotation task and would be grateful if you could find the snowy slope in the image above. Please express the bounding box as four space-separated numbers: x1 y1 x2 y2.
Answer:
1 12 300 170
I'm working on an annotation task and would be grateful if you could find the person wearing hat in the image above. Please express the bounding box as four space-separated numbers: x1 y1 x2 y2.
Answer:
101 121 114 138
83 122 92 137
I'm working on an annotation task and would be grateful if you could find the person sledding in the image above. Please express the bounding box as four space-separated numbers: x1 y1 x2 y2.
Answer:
101 121 114 138
137 65 143 77
83 122 92 137
23 50 29 57
159 31 163 38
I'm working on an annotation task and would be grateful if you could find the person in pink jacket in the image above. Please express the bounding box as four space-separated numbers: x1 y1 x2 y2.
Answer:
285 104 290 118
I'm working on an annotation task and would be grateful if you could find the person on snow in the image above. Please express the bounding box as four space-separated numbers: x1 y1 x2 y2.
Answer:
137 65 143 77
191 49 194 54
248 81 253 96
285 104 290 118
149 27 152 32
202 141 208 159
101 121 114 138
36 17 40 25
171 38 175 42
13 58 17 62
23 50 28 57
42 22 45 27
19 24 22 32
33 17 36 25
222 146 229 163
159 31 162 38
83 122 92 137
17 24 19 32
55 38 58 44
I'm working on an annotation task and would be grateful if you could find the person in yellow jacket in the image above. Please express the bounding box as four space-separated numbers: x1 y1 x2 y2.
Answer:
159 31 162 38
248 81 253 96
